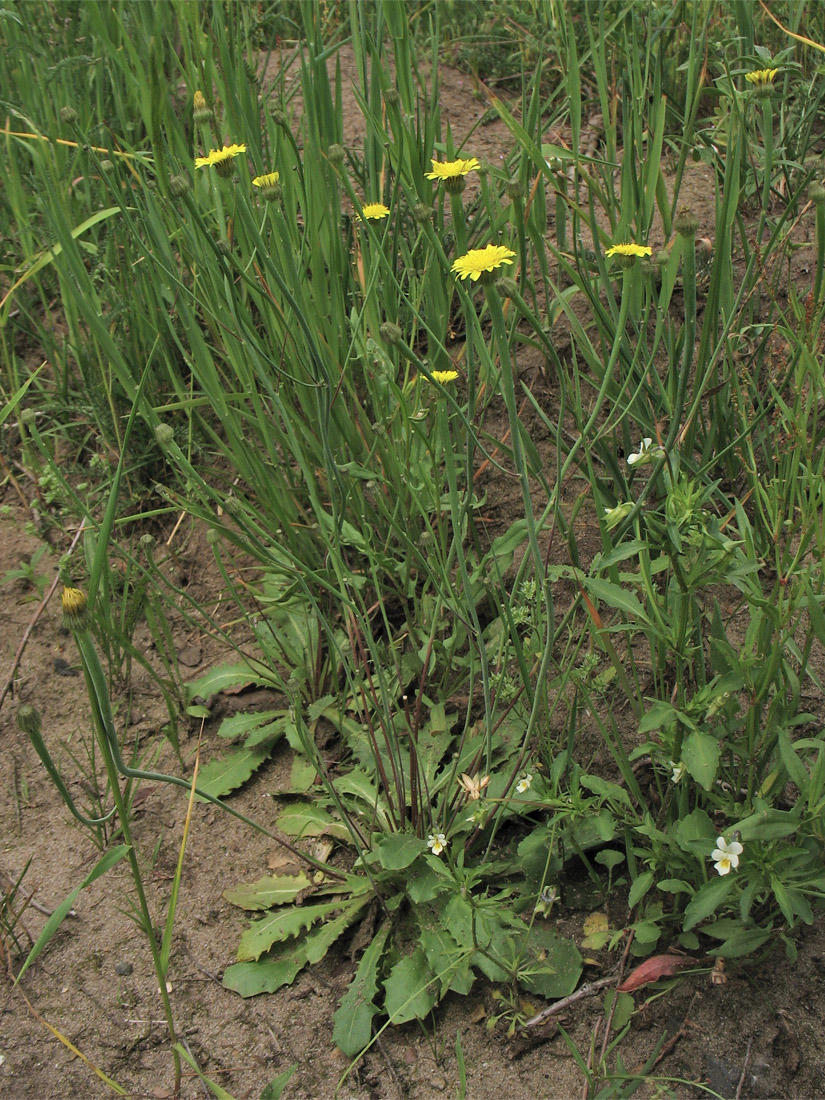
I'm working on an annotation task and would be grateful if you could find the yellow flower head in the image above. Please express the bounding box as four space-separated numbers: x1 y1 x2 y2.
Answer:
430 370 459 384
357 202 391 222
252 171 281 201
426 157 480 194
426 157 480 181
427 156 480 191
605 242 652 259
452 244 516 284
745 67 778 89
253 171 280 189
195 143 247 177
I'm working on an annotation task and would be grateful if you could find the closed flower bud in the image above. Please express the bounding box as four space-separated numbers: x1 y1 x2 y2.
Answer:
60 105 78 125
154 423 175 446
169 174 190 197
138 533 155 555
379 321 403 345
675 207 699 238
506 176 525 201
384 88 400 108
223 496 242 514
495 276 519 299
216 238 232 256
655 249 670 268
206 527 221 544
17 704 42 738
808 181 825 205
414 202 433 224
327 143 346 167
61 586 88 628
271 109 289 129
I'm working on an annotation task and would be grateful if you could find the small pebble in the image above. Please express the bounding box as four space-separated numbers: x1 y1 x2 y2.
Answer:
115 961 133 976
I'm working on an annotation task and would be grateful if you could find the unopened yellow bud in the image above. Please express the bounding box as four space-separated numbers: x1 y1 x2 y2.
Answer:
61 586 88 629
61 586 86 615
193 90 212 124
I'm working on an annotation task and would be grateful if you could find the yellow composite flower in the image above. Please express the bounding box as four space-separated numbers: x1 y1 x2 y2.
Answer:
426 157 480 181
745 68 778 88
358 202 391 221
430 370 459 384
605 242 652 259
452 244 516 282
195 143 247 178
252 171 280 189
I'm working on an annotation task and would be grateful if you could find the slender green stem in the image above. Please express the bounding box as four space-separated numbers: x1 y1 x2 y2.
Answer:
71 626 181 1094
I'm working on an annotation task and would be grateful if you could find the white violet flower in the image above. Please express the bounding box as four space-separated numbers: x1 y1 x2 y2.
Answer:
711 836 743 876
670 760 687 784
627 437 664 468
516 773 533 794
603 501 634 530
427 832 448 856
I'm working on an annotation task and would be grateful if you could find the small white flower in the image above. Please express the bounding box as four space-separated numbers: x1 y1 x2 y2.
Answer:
427 832 448 856
711 836 743 876
516 773 533 794
627 437 664 468
670 760 687 784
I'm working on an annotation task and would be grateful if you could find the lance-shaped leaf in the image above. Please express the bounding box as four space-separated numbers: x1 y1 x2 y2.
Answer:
333 921 391 1055
383 947 438 1024
224 872 312 911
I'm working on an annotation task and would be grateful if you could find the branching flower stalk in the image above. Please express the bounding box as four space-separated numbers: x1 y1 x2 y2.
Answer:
433 372 497 777
60 588 181 1093
753 80 776 247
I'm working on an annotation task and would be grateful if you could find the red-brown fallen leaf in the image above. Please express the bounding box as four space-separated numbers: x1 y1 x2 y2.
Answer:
616 954 695 992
